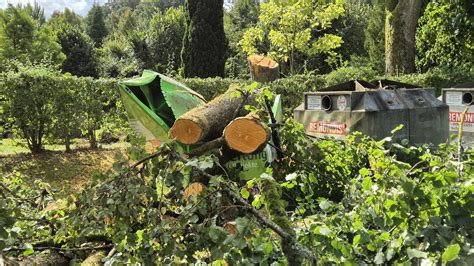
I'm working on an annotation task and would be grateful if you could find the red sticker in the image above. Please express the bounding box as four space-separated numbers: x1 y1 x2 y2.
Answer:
309 121 347 135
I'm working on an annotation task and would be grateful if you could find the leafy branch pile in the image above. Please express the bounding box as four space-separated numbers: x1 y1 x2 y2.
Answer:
1 87 473 264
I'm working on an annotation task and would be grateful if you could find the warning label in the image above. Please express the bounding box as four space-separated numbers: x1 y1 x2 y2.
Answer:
309 121 347 136
449 112 474 132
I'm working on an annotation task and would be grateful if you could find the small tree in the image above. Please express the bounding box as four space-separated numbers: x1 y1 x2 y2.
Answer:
181 0 227 78
86 3 108 47
51 75 82 152
55 25 99 77
0 65 58 153
240 0 344 75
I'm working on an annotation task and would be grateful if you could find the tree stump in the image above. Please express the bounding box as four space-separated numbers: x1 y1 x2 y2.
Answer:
248 54 279 83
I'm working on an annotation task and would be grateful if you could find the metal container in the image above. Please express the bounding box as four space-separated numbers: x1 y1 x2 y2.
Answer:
294 80 449 145
442 84 474 147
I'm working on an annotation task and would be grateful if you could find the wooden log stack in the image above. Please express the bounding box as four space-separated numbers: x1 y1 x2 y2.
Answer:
168 55 279 156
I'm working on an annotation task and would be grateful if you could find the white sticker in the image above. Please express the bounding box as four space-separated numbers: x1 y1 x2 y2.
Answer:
337 96 347 111
306 95 321 110
445 91 462 105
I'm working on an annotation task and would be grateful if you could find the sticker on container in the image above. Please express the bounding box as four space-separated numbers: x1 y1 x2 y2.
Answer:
445 91 463 105
337 96 347 111
309 121 346 135
449 111 474 133
306 95 321 110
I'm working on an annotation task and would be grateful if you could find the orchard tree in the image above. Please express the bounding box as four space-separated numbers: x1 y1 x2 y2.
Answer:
240 0 344 75
86 3 108 47
416 0 473 71
181 0 227 78
384 0 422 75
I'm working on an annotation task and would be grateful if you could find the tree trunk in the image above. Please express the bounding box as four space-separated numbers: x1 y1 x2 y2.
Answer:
89 129 97 149
169 87 255 145
223 113 270 154
65 135 71 153
248 55 280 83
385 0 422 75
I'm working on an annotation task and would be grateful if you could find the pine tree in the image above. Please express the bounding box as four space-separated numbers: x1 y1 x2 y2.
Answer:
86 4 108 47
181 0 227 78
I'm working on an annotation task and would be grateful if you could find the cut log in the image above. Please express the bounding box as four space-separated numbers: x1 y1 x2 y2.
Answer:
223 113 270 154
248 54 279 83
169 87 255 144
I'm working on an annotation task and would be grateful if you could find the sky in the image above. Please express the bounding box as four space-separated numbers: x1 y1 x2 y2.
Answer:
0 0 108 18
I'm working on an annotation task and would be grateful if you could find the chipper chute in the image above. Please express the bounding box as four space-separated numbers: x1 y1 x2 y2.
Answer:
118 70 206 143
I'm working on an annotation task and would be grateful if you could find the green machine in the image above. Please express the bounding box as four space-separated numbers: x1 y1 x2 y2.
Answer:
119 70 282 180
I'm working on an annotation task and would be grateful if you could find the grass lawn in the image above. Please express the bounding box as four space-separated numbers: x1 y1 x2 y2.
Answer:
1 138 130 196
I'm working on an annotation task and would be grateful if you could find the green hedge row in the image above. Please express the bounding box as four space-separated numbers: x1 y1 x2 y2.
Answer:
0 66 127 153
183 66 473 113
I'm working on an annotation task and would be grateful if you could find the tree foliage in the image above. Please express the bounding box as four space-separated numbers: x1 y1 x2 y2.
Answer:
55 26 99 78
364 0 385 73
0 5 65 68
416 0 474 71
182 0 227 78
86 4 108 47
240 0 344 75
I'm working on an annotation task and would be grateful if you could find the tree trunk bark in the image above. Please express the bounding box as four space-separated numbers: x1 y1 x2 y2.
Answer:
65 135 71 153
169 87 256 145
385 0 422 75
223 113 270 154
89 129 97 149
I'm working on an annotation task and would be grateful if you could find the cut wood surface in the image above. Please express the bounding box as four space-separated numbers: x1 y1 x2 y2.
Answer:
169 87 255 144
224 113 270 154
248 54 279 83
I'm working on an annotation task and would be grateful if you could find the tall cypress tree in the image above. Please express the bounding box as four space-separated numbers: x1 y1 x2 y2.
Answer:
181 0 227 78
86 4 107 47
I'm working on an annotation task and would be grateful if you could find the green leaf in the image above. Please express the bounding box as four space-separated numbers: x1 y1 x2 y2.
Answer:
262 242 273 254
319 200 331 211
240 188 250 199
362 176 372 190
374 251 385 264
353 235 360 246
23 243 34 256
442 244 460 263
285 173 297 181
407 248 427 259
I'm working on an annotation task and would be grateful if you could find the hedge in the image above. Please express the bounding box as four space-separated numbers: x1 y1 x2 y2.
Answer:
0 66 126 153
183 66 473 113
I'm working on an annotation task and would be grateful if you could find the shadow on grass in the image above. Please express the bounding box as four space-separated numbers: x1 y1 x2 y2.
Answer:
0 146 127 197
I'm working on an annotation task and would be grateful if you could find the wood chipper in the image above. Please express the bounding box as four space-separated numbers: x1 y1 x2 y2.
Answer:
294 80 449 145
118 70 282 180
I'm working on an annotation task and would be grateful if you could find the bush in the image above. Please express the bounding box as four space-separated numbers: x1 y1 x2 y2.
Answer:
182 66 473 114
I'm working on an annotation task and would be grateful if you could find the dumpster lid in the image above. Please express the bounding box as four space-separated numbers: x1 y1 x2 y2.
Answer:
371 79 420 89
319 80 377 92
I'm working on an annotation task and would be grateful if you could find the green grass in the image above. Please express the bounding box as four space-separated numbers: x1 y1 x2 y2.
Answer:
1 138 130 196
